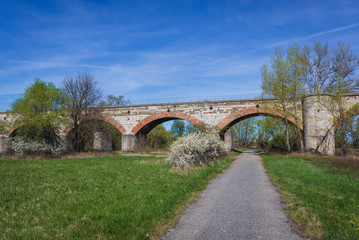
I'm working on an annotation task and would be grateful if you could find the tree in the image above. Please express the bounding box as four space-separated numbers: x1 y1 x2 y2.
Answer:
256 117 298 151
232 118 257 148
327 43 359 156
299 42 333 94
299 42 359 156
186 123 203 134
261 46 295 152
171 120 185 138
63 72 103 152
10 78 67 145
262 44 309 152
342 116 359 148
286 44 306 152
147 124 172 150
99 95 130 106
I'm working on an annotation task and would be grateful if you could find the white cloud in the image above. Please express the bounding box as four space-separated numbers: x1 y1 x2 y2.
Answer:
266 23 359 48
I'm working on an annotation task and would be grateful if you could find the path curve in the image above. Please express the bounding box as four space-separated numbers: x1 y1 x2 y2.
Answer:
163 151 304 240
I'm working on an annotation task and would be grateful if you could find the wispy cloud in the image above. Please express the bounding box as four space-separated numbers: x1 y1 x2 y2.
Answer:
267 23 359 48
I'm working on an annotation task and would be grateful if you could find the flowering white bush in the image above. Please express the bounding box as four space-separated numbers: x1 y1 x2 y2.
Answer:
167 130 229 168
9 136 69 157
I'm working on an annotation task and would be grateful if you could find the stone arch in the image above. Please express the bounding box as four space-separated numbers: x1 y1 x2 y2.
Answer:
131 111 205 135
216 106 303 135
63 115 126 136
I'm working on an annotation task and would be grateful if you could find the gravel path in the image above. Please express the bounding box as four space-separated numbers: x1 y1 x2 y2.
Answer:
163 151 304 240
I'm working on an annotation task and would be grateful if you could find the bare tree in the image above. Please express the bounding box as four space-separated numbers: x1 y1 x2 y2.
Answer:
63 72 103 152
327 43 359 156
299 42 359 155
300 42 333 94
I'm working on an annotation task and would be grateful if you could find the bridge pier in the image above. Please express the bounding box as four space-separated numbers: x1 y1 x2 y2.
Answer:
121 134 137 152
0 135 9 154
224 129 235 150
303 95 335 155
93 132 112 151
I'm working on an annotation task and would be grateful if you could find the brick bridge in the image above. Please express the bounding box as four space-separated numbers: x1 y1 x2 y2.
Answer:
2 94 359 155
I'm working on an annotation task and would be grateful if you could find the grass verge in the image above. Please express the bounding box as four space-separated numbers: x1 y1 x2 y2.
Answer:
0 153 238 239
261 153 359 239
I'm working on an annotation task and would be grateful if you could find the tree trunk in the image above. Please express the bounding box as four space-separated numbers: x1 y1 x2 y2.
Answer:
340 121 351 157
297 130 304 153
284 119 291 152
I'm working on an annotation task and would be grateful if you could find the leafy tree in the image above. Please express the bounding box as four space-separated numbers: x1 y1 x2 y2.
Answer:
232 118 257 148
286 44 306 152
256 118 272 150
171 120 185 138
147 125 172 150
63 72 103 152
186 123 203 134
256 117 298 151
261 45 303 152
10 78 67 145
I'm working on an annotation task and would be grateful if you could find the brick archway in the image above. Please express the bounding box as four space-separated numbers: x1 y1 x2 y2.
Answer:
131 111 205 135
63 115 126 136
216 106 302 135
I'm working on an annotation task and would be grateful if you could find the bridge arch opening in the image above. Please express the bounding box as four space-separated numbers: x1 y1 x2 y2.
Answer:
334 113 359 155
64 116 125 152
217 106 301 136
131 111 205 151
217 106 303 151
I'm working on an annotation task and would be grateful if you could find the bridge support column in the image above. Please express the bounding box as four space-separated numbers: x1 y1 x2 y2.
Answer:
93 132 112 151
224 129 235 150
303 95 335 155
121 134 137 152
0 135 9 154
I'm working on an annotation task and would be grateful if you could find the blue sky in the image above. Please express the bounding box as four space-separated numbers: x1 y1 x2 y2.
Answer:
0 0 359 111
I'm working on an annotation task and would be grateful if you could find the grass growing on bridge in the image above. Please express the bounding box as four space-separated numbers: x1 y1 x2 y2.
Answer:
261 153 359 239
0 153 237 239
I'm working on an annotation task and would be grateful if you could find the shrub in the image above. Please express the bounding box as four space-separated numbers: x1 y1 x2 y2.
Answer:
167 130 229 168
8 136 69 157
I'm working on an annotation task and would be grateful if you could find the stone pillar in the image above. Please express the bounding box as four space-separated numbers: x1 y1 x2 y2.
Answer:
0 135 9 154
121 134 137 152
224 129 235 150
93 132 112 151
303 95 335 155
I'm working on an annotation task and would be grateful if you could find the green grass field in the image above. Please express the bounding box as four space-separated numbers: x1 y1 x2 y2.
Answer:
261 153 359 239
0 154 237 239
